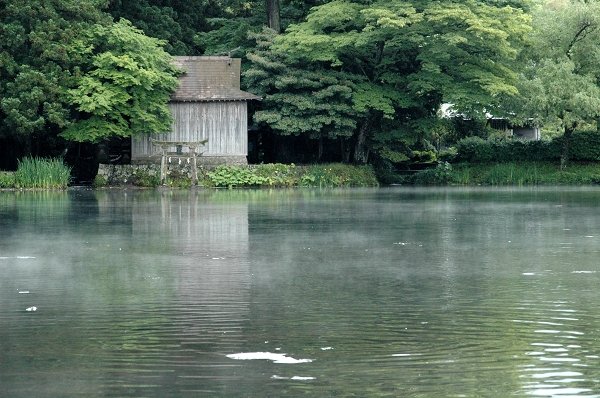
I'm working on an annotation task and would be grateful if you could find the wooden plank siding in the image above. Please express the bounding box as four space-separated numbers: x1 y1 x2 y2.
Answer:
131 101 248 161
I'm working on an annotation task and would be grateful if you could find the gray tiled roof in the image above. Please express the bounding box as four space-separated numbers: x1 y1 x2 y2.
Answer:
171 56 260 102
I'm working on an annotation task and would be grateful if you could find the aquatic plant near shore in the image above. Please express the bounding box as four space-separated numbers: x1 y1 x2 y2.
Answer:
14 157 71 189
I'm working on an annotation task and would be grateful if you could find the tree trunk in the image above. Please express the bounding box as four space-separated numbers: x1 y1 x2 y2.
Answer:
560 126 574 170
353 120 370 164
265 0 281 33
317 136 323 161
341 138 350 163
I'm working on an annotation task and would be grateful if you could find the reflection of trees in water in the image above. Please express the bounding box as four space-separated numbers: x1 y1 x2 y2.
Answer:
1 190 254 396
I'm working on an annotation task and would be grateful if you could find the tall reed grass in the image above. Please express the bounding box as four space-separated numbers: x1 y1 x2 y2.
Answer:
412 162 600 186
14 157 71 189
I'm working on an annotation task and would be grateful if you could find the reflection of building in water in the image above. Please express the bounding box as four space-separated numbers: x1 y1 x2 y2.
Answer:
131 190 251 325
96 190 252 388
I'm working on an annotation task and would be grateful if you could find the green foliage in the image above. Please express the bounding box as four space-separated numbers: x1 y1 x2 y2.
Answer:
411 162 454 185
441 162 600 186
301 164 378 187
259 0 531 163
245 28 358 141
504 0 600 164
208 165 271 188
253 163 299 186
108 0 209 55
554 131 600 162
454 131 600 164
93 174 108 188
130 169 160 187
62 20 179 142
0 172 16 188
14 157 71 189
206 163 378 188
0 2 179 148
0 0 109 137
438 147 458 162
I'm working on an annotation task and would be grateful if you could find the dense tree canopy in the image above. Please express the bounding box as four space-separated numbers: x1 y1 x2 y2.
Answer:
0 0 179 149
0 0 109 139
252 0 531 163
506 0 600 166
4 0 600 169
63 20 179 142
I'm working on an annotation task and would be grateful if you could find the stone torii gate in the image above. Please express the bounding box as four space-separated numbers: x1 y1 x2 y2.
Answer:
152 140 208 185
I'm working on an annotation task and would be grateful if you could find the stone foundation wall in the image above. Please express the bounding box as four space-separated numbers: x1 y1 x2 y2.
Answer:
130 155 247 166
98 156 248 186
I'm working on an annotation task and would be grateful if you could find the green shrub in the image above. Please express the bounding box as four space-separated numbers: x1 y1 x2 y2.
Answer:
412 162 454 185
93 174 108 188
0 171 15 188
131 169 160 187
206 163 378 188
301 164 378 187
454 131 600 164
253 163 299 186
557 130 600 161
14 157 71 189
207 165 269 187
438 147 458 162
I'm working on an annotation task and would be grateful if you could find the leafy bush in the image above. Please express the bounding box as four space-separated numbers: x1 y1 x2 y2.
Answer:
557 130 600 161
454 136 493 163
454 131 600 164
208 165 270 187
206 163 378 188
438 147 458 162
131 169 160 187
301 164 378 187
14 157 71 189
93 174 108 188
412 162 454 185
0 171 15 188
253 163 299 186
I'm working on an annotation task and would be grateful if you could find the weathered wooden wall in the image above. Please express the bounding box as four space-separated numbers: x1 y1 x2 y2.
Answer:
131 101 248 162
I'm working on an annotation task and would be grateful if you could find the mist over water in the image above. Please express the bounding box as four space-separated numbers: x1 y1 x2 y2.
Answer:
2 187 600 397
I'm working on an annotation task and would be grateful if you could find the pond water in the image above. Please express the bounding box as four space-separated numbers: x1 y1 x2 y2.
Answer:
2 187 600 397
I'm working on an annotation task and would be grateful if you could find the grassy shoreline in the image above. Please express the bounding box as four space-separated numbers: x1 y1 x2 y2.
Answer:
410 161 600 186
5 160 600 189
0 157 71 189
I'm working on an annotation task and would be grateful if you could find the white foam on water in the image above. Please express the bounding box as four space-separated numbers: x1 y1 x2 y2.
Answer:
531 371 582 379
0 256 36 260
392 353 422 357
523 273 536 276
527 387 592 397
531 343 562 347
539 357 579 362
226 352 313 364
271 375 315 381
544 348 568 353
320 347 333 351
572 270 596 274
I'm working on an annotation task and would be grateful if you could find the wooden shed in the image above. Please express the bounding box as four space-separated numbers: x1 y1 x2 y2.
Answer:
131 56 260 165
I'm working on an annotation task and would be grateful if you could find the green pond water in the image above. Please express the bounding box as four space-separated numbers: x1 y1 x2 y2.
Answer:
2 187 600 397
